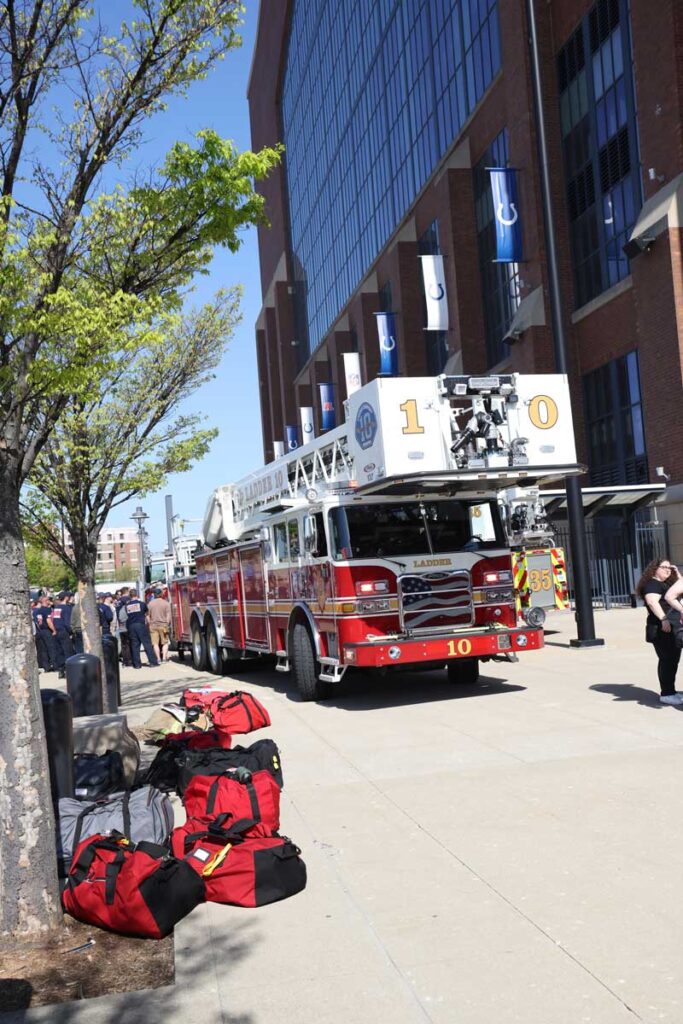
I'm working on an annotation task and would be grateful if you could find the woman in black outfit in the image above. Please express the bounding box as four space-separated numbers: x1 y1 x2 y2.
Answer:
636 558 682 705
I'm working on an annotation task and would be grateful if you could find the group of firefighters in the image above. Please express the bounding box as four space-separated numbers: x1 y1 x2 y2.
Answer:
31 586 173 674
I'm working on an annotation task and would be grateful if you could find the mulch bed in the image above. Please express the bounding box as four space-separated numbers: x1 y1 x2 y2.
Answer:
0 916 174 1010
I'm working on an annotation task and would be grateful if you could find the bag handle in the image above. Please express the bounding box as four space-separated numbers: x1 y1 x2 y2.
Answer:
69 834 130 887
183 817 256 852
104 849 126 905
205 767 253 816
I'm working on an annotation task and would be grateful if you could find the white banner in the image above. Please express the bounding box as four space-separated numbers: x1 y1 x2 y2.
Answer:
300 406 315 444
273 441 285 459
343 352 362 396
420 254 449 331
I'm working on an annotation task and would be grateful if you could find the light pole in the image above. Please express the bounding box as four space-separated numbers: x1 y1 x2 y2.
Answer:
526 0 604 647
130 505 149 597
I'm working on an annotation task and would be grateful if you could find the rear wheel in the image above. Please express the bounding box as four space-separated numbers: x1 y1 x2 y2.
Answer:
206 620 222 675
291 623 328 701
191 621 207 672
446 658 479 686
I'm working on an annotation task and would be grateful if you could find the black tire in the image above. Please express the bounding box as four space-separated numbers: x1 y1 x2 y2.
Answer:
206 620 222 675
446 658 479 685
291 622 327 701
191 620 207 672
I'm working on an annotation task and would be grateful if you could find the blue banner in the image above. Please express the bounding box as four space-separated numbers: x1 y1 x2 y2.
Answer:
375 312 398 376
319 383 336 431
488 168 523 262
286 425 299 452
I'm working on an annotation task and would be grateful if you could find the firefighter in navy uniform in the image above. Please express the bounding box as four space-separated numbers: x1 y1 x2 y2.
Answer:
125 591 160 669
97 594 114 636
51 591 74 678
116 587 132 666
33 595 57 672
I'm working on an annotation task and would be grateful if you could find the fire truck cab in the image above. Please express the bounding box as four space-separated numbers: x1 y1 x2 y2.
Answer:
170 373 582 700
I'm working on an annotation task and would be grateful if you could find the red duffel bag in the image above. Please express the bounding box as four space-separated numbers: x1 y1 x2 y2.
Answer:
209 691 271 734
62 832 204 938
171 816 307 908
182 767 280 833
180 687 223 710
163 728 232 751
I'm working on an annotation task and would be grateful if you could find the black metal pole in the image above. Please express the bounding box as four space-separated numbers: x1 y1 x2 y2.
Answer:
526 0 604 647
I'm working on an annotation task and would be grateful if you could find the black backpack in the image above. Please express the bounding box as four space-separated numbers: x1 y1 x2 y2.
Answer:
74 751 125 800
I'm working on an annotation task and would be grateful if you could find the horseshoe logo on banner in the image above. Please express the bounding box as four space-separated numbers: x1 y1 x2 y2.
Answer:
496 201 519 226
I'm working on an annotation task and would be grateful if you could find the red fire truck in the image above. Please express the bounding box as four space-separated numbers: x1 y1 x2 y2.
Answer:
170 373 582 700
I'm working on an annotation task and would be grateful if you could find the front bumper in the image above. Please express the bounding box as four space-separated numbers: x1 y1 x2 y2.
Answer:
342 626 543 667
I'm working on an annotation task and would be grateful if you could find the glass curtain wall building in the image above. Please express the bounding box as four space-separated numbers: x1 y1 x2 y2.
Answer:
281 0 501 357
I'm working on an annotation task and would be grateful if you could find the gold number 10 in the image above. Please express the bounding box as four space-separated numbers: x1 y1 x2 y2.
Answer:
399 399 425 434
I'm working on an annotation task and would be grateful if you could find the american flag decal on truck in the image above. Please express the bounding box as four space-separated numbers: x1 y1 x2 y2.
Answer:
398 570 473 632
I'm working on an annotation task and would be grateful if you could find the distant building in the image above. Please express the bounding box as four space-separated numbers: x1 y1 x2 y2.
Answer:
64 526 141 581
248 0 683 558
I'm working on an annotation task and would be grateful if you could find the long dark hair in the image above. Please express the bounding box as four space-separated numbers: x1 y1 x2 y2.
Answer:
635 558 676 598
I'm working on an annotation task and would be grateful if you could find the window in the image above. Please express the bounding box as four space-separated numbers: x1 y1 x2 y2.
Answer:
282 0 502 353
473 129 521 367
583 350 647 485
288 520 301 559
329 499 505 560
557 0 641 307
273 522 289 562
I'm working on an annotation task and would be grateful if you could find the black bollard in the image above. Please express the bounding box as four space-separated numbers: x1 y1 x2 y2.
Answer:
102 634 121 710
65 652 102 717
40 689 74 802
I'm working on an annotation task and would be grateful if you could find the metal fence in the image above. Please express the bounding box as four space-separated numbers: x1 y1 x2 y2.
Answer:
554 517 669 609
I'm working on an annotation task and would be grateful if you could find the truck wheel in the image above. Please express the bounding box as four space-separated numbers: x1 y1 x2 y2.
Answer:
446 658 479 685
291 623 327 702
206 620 222 675
191 621 207 672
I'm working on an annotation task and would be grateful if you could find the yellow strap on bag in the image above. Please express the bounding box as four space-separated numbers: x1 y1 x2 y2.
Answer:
202 843 232 877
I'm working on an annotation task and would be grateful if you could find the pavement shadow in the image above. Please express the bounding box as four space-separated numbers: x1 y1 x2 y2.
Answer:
117 660 526 715
0 916 257 1024
315 670 525 711
590 682 674 708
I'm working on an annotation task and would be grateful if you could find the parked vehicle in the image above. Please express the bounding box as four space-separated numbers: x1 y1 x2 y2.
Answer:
171 373 582 700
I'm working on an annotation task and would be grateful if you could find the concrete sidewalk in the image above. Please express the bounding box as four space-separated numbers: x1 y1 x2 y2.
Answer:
8 608 683 1023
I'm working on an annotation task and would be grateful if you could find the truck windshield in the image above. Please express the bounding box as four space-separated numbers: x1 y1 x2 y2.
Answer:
329 500 505 560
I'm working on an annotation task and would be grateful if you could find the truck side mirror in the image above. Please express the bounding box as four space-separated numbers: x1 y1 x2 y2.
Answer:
303 515 319 556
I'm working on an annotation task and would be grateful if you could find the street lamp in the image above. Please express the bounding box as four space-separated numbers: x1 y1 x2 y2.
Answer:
130 505 149 597
526 0 604 647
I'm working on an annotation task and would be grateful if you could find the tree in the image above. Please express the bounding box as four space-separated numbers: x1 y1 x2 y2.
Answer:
0 1 280 942
113 563 137 583
23 289 241 692
24 542 77 592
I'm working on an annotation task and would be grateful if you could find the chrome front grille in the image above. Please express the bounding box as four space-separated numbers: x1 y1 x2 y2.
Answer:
397 570 473 633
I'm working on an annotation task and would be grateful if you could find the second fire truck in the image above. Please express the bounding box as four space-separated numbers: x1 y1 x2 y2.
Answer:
170 372 582 700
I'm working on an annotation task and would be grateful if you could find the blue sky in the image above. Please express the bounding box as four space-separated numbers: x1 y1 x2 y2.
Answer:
109 3 265 551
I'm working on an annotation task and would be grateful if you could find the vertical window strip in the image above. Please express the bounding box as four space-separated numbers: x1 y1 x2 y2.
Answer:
281 0 502 355
557 0 641 308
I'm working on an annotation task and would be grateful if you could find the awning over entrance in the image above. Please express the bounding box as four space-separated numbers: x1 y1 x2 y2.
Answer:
540 483 666 518
625 172 683 256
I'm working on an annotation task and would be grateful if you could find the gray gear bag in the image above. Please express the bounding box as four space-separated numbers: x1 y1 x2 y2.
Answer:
57 785 174 876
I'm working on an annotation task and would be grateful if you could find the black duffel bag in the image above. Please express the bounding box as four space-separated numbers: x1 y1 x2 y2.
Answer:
176 740 283 796
73 750 126 800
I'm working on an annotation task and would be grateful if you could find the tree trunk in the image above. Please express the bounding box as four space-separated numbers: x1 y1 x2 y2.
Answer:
0 456 63 941
77 570 112 714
